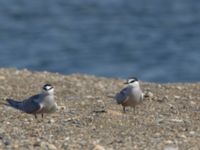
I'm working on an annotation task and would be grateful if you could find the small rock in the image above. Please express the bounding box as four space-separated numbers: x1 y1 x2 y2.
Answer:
158 96 168 102
4 140 10 146
163 96 169 100
176 86 182 90
59 106 66 110
47 144 57 150
81 101 86 106
164 146 178 150
33 141 41 147
156 118 164 124
164 140 173 144
189 131 195 135
157 84 162 88
0 76 5 80
174 95 180 99
154 132 161 137
168 103 175 109
41 142 57 150
33 138 42 147
170 118 183 123
23 118 28 122
0 128 5 134
62 143 68 149
144 91 153 98
79 140 87 146
64 137 70 141
93 144 105 150
97 99 104 104
179 134 187 139
93 110 106 113
190 101 196 106
48 119 55 124
86 95 93 99
13 144 19 149
0 134 3 140
188 95 193 99
92 126 96 130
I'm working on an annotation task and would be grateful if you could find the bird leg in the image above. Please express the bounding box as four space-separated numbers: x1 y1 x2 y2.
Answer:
123 106 126 113
41 113 44 118
34 114 37 119
132 106 136 114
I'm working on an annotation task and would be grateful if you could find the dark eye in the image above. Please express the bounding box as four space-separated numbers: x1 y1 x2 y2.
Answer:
43 84 52 89
128 79 135 83
130 80 135 83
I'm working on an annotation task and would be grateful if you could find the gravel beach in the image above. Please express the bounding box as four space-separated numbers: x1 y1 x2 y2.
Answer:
0 68 200 150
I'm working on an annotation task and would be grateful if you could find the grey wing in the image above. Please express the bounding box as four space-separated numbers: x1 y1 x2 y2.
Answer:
22 94 42 114
115 87 130 104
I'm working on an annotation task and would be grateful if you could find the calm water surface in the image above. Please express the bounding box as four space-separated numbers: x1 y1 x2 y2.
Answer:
0 0 200 82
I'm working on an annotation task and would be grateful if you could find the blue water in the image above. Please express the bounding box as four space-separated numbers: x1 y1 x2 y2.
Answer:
0 0 200 82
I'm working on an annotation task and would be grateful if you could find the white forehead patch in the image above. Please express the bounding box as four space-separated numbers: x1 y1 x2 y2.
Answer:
45 86 52 90
43 85 53 91
128 79 135 83
46 86 51 90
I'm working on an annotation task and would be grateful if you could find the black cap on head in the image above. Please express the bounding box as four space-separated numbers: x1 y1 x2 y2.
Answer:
124 77 138 84
128 77 138 81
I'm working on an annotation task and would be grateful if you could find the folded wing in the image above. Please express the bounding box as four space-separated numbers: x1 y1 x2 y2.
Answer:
115 87 130 104
6 94 41 114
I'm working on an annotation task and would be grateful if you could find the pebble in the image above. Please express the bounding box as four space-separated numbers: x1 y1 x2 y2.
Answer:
86 95 93 99
144 91 153 98
176 86 182 90
154 132 161 137
59 106 66 110
81 101 86 106
93 144 105 150
0 76 5 80
179 134 187 139
164 146 178 150
64 137 70 141
170 118 183 123
158 96 168 102
41 142 57 150
174 95 180 99
188 95 193 99
164 140 173 144
79 140 87 146
156 118 164 124
48 119 55 124
4 140 10 146
97 99 104 104
189 131 195 135
13 144 19 149
157 84 162 88
190 101 196 105
33 141 41 147
0 134 3 140
0 128 5 134
163 96 169 100
62 143 68 149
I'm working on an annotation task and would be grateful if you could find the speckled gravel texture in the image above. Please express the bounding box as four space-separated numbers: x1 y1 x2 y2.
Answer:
0 68 200 150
